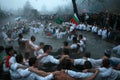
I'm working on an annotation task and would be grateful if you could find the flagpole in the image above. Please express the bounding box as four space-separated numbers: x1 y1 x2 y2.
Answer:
71 0 79 19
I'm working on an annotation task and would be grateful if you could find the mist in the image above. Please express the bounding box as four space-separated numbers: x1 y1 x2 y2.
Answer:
0 0 73 14
0 0 120 15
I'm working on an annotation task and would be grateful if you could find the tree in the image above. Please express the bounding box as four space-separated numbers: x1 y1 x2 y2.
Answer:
23 1 33 18
22 1 40 20
30 9 39 20
0 7 8 20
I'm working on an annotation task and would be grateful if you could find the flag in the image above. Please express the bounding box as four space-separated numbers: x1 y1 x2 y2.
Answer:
56 17 63 24
70 13 80 25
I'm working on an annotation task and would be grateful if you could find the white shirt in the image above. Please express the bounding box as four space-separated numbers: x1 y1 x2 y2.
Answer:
88 58 102 68
113 45 120 55
74 58 86 65
74 58 102 68
70 26 74 32
10 63 30 80
17 68 31 80
108 69 118 80
78 40 85 47
98 67 112 77
40 55 59 64
110 57 120 63
11 31 17 39
9 56 16 64
70 43 77 49
97 67 118 80
66 70 93 78
78 24 83 30
1 31 8 40
67 35 75 41
39 49 44 54
34 49 44 57
94 26 98 33
29 40 38 48
102 29 107 36
10 63 54 80
86 25 91 31
21 38 28 41
82 24 86 30
92 26 95 32
98 29 102 36
81 24 86 30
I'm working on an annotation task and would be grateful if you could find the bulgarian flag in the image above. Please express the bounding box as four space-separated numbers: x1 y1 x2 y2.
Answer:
70 13 80 25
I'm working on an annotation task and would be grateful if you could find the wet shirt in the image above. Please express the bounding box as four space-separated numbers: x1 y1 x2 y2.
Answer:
40 55 59 64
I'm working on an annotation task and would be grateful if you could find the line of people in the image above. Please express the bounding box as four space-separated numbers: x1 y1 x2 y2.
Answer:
0 40 120 80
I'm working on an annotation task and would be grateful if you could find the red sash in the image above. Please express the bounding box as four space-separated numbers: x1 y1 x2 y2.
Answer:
6 55 11 67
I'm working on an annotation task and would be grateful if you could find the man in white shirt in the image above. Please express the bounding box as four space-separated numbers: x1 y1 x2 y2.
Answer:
86 24 92 31
77 34 86 52
65 69 98 79
40 45 60 64
28 57 55 80
4 46 16 72
112 45 120 56
39 45 69 66
72 52 102 68
97 28 102 38
96 59 119 80
70 37 78 49
64 60 99 80
11 54 54 80
104 49 120 69
34 42 44 59
1 31 11 46
102 27 107 40
10 54 29 80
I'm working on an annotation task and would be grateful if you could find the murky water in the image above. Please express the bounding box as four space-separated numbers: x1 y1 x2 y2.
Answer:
23 28 115 59
0 17 116 59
